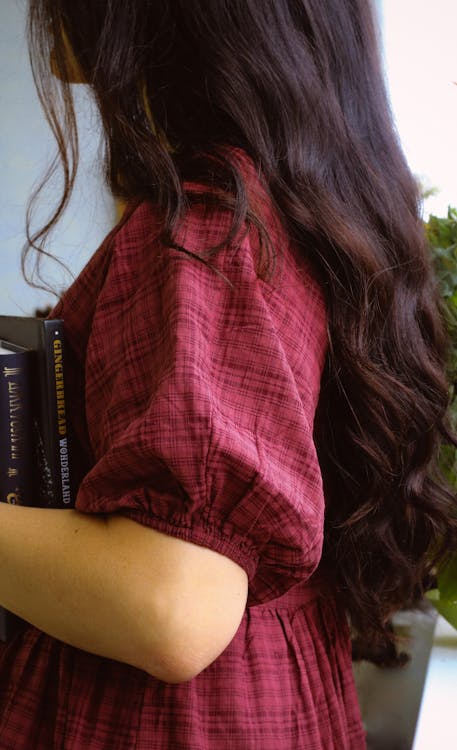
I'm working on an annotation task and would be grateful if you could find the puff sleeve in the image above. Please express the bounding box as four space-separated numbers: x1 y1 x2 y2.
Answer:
75 201 329 606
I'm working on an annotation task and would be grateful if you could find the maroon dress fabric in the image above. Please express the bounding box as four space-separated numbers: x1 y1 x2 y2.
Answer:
0 152 366 749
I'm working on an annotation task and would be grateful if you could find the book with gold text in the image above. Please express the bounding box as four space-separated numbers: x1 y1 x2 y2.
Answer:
0 316 72 640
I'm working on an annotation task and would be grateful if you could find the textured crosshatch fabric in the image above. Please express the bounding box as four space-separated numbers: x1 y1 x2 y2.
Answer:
0 151 366 749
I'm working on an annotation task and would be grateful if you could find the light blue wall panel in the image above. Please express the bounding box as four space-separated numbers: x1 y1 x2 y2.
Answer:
0 0 115 316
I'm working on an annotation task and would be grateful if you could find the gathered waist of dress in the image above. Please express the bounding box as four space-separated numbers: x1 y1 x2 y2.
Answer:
249 574 327 612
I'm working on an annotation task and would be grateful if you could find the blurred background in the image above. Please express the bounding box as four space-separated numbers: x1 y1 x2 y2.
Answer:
1 0 116 315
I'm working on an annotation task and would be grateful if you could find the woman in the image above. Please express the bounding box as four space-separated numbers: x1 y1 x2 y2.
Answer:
1 1 456 748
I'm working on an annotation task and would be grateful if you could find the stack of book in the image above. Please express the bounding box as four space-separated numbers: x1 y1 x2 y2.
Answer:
0 316 73 640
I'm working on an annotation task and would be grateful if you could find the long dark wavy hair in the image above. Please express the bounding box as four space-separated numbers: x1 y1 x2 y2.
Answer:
27 0 457 658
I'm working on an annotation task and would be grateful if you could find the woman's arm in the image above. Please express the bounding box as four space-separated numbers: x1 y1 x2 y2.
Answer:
0 504 248 682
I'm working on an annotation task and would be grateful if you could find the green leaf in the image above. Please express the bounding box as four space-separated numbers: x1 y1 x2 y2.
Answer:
437 555 457 600
425 207 457 628
426 589 457 630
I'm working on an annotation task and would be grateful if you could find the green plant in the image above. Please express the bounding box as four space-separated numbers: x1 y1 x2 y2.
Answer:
425 206 457 628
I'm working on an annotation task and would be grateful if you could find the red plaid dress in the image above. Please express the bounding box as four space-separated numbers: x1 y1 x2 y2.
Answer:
0 151 366 749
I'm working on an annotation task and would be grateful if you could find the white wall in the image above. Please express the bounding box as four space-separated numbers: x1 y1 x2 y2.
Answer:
380 0 457 218
0 0 115 316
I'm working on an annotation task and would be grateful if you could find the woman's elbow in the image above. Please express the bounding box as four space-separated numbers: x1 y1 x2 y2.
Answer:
138 599 246 684
141 634 225 684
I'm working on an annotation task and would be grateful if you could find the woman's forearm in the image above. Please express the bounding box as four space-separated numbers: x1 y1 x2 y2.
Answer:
0 504 175 679
0 503 248 683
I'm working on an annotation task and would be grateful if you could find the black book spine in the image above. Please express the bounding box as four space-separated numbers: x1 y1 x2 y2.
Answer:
0 349 32 641
0 350 33 505
43 322 72 508
0 316 73 508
